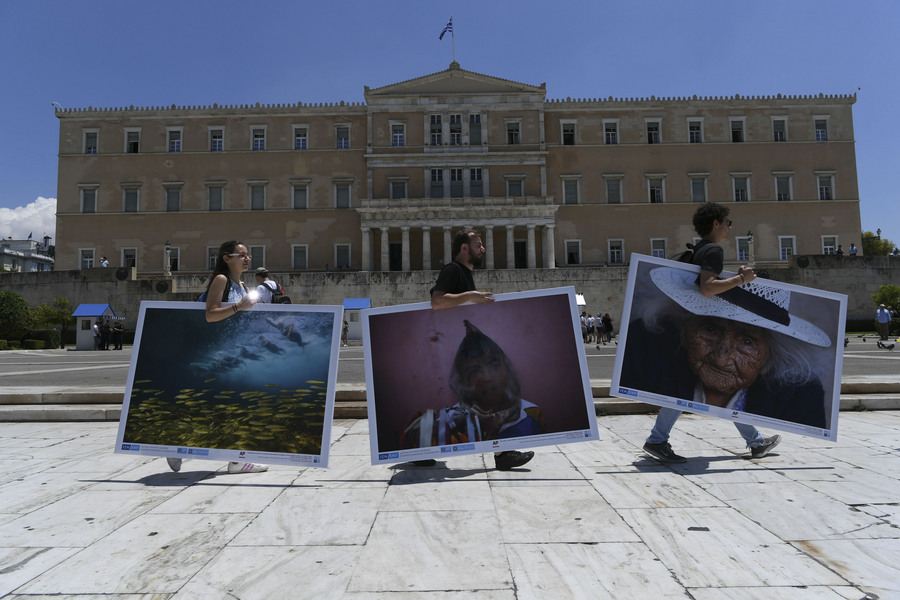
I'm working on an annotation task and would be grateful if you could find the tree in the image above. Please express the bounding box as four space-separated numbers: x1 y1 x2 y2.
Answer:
31 297 76 348
861 231 897 256
872 285 900 312
0 290 34 340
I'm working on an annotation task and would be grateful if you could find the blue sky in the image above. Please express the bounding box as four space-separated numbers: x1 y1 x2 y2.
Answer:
2 0 898 244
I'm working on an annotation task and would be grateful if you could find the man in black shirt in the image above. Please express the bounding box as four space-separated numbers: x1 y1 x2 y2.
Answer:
421 229 534 471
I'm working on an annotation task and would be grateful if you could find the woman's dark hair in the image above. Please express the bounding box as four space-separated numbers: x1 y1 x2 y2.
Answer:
692 202 730 237
206 240 243 291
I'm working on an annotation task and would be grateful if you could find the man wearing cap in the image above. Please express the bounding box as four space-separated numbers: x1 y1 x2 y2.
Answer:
876 304 892 341
254 267 280 303
640 202 783 463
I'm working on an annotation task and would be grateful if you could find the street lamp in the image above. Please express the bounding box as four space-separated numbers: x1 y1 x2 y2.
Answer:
164 240 171 277
747 230 755 267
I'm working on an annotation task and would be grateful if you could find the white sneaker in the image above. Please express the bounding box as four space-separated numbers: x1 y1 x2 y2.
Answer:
166 457 182 472
227 461 268 474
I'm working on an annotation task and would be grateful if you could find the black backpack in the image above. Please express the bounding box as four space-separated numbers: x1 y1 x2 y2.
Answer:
265 281 292 304
673 242 696 263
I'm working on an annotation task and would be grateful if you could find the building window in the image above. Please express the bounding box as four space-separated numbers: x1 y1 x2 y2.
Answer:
167 128 182 152
292 183 308 209
208 185 224 211
429 115 442 146
604 120 619 145
773 118 787 142
80 249 95 269
733 176 750 202
688 119 703 143
506 177 524 198
80 187 97 213
450 168 464 198
822 236 837 255
430 169 443 198
251 127 266 151
123 248 137 268
690 177 707 203
335 244 351 269
565 240 581 265
250 183 266 210
608 240 624 264
207 247 218 270
123 187 139 212
506 121 521 145
248 245 265 270
391 123 405 147
470 168 483 197
648 178 665 203
605 177 622 204
731 118 745 143
167 247 180 272
779 236 796 261
125 129 141 153
818 174 834 200
165 186 182 212
775 175 792 201
736 237 750 261
561 121 576 145
390 180 407 200
469 114 482 145
449 114 462 146
292 245 309 269
815 117 829 141
336 125 350 149
650 238 667 259
562 178 580 205
209 128 224 152
294 126 308 150
646 120 661 144
83 130 98 154
335 182 351 208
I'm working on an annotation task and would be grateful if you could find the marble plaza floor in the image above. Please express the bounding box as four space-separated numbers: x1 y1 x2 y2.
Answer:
0 412 898 599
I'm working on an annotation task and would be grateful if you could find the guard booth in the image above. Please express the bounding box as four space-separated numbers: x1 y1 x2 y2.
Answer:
72 304 118 350
342 298 371 342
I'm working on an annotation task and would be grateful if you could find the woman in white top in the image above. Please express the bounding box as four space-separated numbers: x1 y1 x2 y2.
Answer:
166 240 267 474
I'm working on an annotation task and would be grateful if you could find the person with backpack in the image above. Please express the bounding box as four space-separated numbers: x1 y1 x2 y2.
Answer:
254 267 288 304
167 240 266 474
641 203 781 464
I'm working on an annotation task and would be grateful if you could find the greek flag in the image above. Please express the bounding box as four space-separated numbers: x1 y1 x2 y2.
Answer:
439 17 453 40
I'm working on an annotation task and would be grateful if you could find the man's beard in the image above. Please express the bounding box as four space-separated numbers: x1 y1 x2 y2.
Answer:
470 254 483 268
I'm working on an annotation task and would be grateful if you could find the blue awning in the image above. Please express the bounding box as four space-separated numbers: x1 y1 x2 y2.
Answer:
72 304 116 317
342 298 371 310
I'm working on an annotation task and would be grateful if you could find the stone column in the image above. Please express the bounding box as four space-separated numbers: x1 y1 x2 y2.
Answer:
380 227 389 272
484 224 494 269
422 226 432 271
544 224 556 269
401 226 410 272
361 227 371 271
443 226 452 265
506 225 515 269
527 224 536 268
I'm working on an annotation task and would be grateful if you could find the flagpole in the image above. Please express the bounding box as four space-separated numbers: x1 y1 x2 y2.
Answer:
451 15 456 62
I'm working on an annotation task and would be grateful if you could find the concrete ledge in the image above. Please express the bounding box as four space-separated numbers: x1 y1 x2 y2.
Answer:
0 404 122 422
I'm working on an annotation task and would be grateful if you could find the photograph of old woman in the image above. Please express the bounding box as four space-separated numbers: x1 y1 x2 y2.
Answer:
620 264 836 429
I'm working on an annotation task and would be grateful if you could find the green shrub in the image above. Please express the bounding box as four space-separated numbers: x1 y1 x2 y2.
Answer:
8 340 21 349
26 329 61 350
0 340 7 350
23 339 46 350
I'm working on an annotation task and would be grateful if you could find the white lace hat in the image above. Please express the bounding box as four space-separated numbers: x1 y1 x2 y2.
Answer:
650 267 832 347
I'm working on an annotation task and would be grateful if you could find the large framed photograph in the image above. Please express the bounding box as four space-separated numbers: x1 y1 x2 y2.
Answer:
114 301 342 468
363 287 598 464
612 254 846 440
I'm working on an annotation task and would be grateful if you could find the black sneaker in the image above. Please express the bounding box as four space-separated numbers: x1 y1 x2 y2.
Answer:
494 450 534 471
409 459 436 467
750 435 781 459
642 442 686 463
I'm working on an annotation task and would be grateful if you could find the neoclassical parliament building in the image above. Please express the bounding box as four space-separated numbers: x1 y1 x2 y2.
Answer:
54 62 862 274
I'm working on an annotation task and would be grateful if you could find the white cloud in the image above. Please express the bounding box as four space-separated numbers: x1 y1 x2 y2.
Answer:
0 197 56 242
